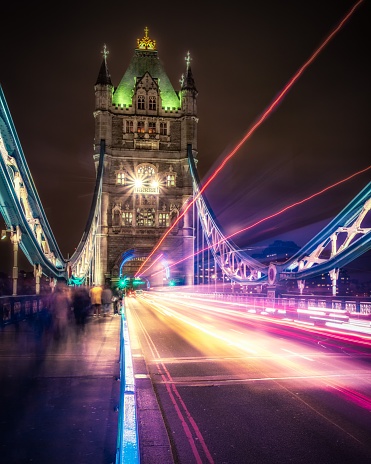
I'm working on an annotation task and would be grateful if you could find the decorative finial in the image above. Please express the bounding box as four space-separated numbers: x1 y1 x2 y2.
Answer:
137 27 156 50
101 44 109 61
185 51 191 70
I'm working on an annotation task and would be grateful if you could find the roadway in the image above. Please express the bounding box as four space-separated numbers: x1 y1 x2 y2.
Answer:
126 291 371 464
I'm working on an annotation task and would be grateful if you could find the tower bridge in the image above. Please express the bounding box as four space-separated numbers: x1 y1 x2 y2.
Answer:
1 22 371 464
0 28 370 298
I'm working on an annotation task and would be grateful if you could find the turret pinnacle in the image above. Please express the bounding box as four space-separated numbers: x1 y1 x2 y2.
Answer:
181 51 197 94
95 44 113 86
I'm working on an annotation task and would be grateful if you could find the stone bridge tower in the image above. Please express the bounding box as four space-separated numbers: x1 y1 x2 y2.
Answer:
93 28 198 287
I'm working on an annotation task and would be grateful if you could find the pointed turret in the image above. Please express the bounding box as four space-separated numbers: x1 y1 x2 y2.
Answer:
94 44 113 157
181 51 198 116
181 52 198 95
95 44 113 86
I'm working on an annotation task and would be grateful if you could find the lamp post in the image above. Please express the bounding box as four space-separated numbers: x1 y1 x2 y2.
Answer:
2 226 21 296
34 263 42 295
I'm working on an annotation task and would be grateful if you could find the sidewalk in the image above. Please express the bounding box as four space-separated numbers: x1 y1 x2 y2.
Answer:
0 314 121 464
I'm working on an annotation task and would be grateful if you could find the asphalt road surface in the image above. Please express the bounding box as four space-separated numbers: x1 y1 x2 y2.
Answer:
126 291 371 464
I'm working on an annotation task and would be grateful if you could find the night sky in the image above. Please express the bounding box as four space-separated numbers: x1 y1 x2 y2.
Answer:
0 1 370 278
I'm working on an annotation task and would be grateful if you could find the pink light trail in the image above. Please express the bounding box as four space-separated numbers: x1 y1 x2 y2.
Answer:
135 0 365 277
147 165 371 277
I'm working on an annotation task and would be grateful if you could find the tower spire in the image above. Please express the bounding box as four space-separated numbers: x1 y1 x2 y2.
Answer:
181 51 197 94
95 44 112 86
102 43 109 61
185 51 191 71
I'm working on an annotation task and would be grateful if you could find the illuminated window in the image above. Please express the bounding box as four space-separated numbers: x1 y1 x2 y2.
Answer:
159 213 169 227
135 165 159 193
160 122 167 135
125 120 133 133
122 211 133 226
148 122 156 134
117 172 125 185
137 95 145 110
137 121 145 133
138 165 155 177
136 208 155 227
166 174 175 187
149 96 157 111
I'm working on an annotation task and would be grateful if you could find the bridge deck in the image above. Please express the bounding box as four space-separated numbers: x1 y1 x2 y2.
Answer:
0 313 173 464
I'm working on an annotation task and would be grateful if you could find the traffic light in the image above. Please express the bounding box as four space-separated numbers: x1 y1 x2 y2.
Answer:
118 277 130 289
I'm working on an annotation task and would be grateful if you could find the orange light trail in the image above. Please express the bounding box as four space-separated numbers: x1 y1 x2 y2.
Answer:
135 0 364 277
147 164 371 277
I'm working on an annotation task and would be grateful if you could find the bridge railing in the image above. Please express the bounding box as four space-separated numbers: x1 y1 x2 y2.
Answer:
187 291 371 323
0 294 47 326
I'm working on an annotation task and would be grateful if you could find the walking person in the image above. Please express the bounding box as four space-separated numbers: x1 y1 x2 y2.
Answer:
49 280 71 344
112 287 121 315
72 285 90 331
101 283 113 316
89 283 103 317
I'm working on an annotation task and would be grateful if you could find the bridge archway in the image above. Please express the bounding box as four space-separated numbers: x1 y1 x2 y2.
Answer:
110 248 166 288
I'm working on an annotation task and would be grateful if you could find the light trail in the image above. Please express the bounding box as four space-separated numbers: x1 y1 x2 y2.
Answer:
147 164 371 277
137 252 163 275
135 0 364 277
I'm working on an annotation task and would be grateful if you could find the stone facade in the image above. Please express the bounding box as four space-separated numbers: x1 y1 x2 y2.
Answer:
93 31 198 287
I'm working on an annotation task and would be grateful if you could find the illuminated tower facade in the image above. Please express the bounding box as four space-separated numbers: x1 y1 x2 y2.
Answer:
93 29 198 287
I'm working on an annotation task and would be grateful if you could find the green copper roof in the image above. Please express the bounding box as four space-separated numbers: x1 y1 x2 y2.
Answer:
112 50 180 110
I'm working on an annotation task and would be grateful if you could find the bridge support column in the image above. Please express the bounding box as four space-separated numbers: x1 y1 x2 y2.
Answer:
297 280 305 295
10 226 21 296
329 269 339 296
34 264 42 295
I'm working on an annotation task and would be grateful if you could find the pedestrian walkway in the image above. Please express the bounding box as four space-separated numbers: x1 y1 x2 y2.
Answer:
0 314 121 464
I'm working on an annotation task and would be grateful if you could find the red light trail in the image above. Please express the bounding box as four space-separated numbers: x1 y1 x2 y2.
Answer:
147 164 371 277
135 0 365 277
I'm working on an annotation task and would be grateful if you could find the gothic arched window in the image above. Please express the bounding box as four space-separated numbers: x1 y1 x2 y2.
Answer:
166 174 175 187
148 122 156 134
160 122 167 136
149 96 157 111
137 165 155 178
137 121 145 133
137 95 145 110
159 212 169 227
122 211 133 227
165 165 176 187
117 172 125 185
125 120 133 133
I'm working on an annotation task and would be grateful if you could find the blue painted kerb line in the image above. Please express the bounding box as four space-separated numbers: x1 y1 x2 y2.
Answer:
116 305 140 464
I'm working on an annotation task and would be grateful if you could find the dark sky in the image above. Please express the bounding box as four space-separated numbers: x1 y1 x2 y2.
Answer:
0 1 370 277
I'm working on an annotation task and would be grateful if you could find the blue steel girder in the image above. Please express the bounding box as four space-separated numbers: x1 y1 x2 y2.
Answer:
188 144 371 286
279 182 371 281
0 86 67 279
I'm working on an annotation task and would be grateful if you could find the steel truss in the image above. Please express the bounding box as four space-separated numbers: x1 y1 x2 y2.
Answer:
188 145 371 287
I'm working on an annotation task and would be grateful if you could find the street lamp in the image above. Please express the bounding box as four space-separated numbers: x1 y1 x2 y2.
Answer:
1 226 21 296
